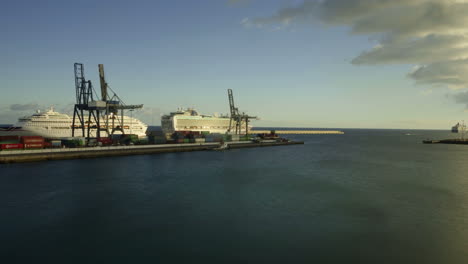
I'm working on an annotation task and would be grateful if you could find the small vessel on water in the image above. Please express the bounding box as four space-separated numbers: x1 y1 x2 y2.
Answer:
0 107 148 139
452 122 460 133
161 107 250 135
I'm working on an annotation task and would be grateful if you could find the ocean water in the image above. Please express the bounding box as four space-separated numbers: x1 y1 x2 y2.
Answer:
1 129 468 263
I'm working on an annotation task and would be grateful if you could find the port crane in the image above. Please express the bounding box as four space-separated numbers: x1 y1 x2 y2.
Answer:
71 63 143 143
98 64 143 136
227 89 256 135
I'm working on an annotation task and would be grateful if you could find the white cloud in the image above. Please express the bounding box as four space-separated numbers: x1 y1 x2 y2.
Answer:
9 103 39 111
244 0 468 89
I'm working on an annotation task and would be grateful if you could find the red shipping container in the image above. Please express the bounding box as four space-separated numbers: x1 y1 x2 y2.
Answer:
21 136 43 140
0 136 20 141
21 136 45 144
1 143 24 150
21 136 44 141
97 137 112 146
24 143 44 149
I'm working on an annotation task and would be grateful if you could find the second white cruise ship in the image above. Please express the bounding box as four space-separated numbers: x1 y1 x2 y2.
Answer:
161 108 250 134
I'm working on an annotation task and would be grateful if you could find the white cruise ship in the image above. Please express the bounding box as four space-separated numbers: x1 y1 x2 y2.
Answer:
0 107 148 139
161 108 251 134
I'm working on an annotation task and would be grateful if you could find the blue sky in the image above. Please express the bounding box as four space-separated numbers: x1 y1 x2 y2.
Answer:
2 0 468 129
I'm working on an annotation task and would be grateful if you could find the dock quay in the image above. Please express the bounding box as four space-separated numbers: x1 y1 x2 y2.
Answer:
252 130 344 135
423 139 468 145
0 140 304 164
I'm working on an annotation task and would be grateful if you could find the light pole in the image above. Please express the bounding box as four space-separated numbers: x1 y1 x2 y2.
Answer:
130 109 133 135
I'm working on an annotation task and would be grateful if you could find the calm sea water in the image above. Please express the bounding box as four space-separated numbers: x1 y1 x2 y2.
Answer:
1 129 468 263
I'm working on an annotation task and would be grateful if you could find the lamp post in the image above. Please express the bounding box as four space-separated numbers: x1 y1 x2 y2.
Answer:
130 109 133 135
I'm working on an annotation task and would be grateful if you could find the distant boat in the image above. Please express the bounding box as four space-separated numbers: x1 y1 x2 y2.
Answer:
452 123 460 133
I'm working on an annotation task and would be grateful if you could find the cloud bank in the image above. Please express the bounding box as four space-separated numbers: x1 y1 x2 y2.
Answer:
10 103 39 111
245 0 468 90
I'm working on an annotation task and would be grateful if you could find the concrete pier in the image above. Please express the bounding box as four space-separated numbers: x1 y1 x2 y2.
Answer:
252 130 344 135
0 141 304 164
423 139 468 145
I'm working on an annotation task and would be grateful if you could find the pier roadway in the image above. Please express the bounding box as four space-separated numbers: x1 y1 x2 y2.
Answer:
0 141 304 164
252 130 345 135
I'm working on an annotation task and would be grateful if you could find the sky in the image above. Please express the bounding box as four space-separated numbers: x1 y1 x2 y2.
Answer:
3 0 468 129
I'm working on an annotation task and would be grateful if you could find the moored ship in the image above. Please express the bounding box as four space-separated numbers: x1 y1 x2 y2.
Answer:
161 108 250 134
0 107 148 139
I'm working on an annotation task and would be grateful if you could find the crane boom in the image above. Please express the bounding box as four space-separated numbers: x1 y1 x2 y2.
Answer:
98 64 107 101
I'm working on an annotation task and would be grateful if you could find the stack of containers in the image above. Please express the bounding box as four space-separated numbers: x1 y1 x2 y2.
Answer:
149 135 167 144
75 137 86 146
21 136 44 149
148 130 167 144
195 138 205 143
97 137 112 146
61 137 82 148
211 133 224 142
204 134 214 142
111 134 123 145
239 135 252 141
119 134 139 145
50 140 62 148
138 136 149 145
0 136 23 151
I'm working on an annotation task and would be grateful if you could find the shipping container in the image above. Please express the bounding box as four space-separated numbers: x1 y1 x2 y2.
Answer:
21 136 44 144
0 143 24 150
21 136 44 141
195 138 205 143
24 143 44 149
119 134 139 145
138 139 149 145
97 137 113 146
0 140 21 144
0 136 20 142
51 140 62 148
61 139 79 148
111 134 123 141
177 139 184 143
154 139 167 144
75 137 86 146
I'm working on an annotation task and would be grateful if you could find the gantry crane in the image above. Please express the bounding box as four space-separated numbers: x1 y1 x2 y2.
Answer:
71 63 143 143
72 63 105 141
98 64 143 136
227 89 256 135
